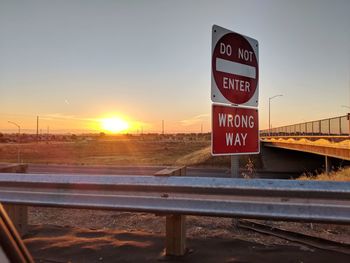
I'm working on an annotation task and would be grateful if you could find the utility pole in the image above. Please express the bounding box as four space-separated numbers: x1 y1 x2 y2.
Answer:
36 116 39 143
162 120 164 135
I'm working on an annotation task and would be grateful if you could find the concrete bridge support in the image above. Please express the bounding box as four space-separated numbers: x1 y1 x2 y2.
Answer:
260 143 348 174
325 156 333 174
260 144 325 173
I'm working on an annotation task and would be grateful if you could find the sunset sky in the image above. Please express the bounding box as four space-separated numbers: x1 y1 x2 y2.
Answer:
1 0 349 133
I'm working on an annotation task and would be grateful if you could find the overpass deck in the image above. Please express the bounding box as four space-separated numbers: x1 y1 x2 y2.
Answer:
261 137 350 161
260 114 350 162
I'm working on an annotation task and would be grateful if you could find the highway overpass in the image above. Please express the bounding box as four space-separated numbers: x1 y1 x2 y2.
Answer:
260 114 350 172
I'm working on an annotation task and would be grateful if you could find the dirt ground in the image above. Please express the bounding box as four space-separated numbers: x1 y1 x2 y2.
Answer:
23 207 350 263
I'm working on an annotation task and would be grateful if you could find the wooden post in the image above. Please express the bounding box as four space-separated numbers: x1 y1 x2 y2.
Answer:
0 164 28 236
165 214 186 256
154 166 186 256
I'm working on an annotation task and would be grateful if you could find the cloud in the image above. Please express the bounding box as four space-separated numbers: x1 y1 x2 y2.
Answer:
40 113 96 122
180 113 209 126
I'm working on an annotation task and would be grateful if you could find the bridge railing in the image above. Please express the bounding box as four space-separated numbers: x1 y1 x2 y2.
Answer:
260 114 350 137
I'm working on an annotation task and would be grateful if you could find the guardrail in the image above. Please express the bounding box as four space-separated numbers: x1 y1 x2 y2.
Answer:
260 114 350 136
1 172 350 256
0 173 349 223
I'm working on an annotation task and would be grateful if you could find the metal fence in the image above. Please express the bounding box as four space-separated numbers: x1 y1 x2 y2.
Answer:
260 114 350 136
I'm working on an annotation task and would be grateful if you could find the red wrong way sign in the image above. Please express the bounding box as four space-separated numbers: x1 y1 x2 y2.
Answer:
211 25 259 107
212 104 259 155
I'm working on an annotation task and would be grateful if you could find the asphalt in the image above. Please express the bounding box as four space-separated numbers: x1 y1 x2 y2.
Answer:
26 163 298 179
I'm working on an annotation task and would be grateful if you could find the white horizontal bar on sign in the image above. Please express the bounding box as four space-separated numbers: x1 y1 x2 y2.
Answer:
216 58 256 79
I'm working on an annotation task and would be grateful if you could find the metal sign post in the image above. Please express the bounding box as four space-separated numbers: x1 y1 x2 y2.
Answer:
230 156 239 178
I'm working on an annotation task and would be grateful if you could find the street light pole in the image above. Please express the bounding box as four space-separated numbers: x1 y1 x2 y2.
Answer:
268 94 283 135
8 121 21 163
342 106 350 136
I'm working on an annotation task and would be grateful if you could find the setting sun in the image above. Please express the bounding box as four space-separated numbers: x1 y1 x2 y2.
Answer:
101 117 129 133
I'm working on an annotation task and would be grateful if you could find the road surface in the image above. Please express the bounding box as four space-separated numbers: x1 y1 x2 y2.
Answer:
26 164 297 179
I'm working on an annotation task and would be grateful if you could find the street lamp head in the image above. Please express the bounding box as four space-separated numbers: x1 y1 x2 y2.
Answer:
269 94 283 100
8 121 20 129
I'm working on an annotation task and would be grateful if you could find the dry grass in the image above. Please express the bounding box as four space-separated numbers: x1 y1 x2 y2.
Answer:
299 167 350 181
266 138 350 149
175 146 212 166
0 139 239 167
175 145 239 167
0 139 210 166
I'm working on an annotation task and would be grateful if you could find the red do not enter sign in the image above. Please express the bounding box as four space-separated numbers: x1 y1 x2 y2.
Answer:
211 25 259 107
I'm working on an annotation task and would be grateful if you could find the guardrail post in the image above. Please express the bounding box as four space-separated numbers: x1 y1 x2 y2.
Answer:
0 164 28 236
155 166 186 256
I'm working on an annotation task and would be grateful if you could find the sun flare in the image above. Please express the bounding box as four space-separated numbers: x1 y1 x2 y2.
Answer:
101 117 129 133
